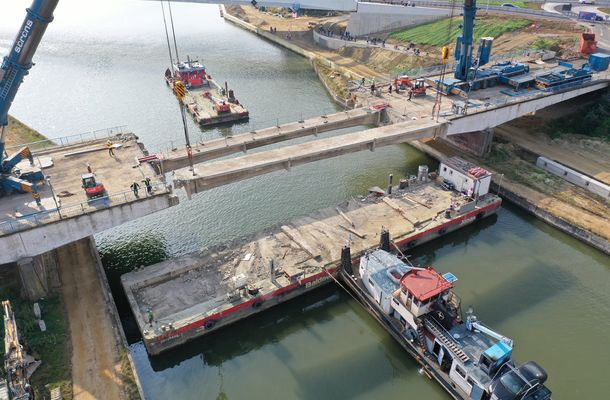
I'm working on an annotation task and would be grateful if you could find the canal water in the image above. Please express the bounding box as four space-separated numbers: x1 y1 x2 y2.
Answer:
2 1 609 399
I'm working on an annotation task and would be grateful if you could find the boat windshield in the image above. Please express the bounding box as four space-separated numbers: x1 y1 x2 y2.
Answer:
499 372 527 395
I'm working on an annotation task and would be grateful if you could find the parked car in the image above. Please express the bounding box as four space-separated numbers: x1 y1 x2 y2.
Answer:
501 3 520 7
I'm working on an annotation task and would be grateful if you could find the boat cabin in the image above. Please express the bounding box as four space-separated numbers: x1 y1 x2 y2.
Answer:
439 157 491 197
174 58 208 89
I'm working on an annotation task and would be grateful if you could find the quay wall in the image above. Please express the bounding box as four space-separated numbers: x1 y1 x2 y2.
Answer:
220 5 366 87
409 140 610 256
87 236 146 399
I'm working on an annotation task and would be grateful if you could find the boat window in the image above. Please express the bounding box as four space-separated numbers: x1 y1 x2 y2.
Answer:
499 372 527 396
455 365 466 379
393 298 399 305
368 279 375 287
466 377 475 387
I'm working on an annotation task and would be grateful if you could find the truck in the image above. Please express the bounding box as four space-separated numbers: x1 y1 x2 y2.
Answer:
578 11 598 21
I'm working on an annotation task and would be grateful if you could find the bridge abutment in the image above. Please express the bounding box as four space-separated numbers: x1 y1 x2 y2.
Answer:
443 128 494 157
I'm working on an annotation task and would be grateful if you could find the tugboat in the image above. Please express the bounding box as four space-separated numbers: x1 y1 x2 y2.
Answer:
340 241 552 400
171 57 208 90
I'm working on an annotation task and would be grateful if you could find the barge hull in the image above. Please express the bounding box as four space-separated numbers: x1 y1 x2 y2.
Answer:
123 179 501 355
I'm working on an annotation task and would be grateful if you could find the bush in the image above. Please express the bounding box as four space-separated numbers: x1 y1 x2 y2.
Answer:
545 92 610 140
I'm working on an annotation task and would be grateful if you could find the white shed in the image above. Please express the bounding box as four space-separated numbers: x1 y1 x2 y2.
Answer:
439 157 491 197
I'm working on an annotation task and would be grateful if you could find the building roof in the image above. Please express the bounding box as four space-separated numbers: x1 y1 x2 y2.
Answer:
441 157 490 179
400 267 453 302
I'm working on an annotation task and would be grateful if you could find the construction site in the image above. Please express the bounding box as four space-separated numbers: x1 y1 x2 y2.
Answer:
0 0 609 399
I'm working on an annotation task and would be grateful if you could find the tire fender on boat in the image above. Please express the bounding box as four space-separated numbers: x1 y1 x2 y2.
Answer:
204 319 217 330
252 300 263 309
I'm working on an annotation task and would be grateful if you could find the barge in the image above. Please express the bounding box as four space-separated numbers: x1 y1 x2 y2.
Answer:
339 245 552 400
122 157 502 355
165 57 249 126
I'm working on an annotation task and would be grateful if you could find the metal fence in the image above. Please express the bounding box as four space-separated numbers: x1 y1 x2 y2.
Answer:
0 182 170 236
4 125 129 153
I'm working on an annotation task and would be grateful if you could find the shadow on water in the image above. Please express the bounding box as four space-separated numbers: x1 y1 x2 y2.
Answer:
147 285 348 371
98 234 169 342
406 210 499 266
461 260 574 327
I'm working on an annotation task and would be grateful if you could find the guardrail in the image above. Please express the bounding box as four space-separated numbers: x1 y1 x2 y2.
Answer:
0 182 170 236
4 125 129 153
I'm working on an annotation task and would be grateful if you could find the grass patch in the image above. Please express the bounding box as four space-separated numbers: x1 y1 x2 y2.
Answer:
389 16 531 47
545 92 610 140
314 61 349 101
599 8 610 14
6 116 51 148
530 37 562 52
119 351 141 400
0 269 72 400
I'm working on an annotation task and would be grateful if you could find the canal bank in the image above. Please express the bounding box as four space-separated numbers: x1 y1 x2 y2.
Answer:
3 2 609 399
221 5 609 255
409 139 610 255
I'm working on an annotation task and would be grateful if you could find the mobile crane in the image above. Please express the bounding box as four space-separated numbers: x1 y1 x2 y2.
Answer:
0 0 59 204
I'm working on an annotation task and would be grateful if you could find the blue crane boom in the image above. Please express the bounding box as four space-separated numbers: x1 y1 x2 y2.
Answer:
0 0 59 202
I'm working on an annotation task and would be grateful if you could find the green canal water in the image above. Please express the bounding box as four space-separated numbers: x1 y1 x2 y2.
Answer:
2 1 609 399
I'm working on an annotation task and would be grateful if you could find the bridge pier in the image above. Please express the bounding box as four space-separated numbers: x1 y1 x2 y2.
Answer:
16 249 62 300
443 128 494 157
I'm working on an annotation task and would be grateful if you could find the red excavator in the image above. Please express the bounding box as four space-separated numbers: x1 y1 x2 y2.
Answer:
396 76 427 96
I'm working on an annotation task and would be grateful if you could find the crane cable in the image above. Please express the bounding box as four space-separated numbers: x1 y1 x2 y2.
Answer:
160 1 195 174
433 0 457 121
160 1 175 75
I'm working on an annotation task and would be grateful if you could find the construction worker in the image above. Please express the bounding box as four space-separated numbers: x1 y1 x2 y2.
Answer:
106 139 114 156
389 84 392 94
130 181 140 197
408 89 413 101
142 177 153 194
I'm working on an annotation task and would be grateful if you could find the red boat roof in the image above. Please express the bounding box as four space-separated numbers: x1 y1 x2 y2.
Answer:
400 267 453 302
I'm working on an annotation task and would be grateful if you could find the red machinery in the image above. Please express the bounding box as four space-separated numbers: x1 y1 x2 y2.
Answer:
81 173 106 199
395 76 427 96
580 33 597 55
214 101 231 113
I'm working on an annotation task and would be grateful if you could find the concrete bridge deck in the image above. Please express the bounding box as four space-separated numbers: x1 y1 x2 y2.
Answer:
172 72 609 196
0 132 178 264
160 107 380 171
174 117 443 195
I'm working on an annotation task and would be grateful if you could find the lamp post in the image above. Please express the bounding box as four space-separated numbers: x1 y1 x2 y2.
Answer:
46 176 62 219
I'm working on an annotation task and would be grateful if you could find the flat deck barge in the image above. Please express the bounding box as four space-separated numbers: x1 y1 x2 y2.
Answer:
165 58 249 126
123 159 502 355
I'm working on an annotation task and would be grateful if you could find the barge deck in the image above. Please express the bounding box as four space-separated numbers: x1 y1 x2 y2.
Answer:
166 77 249 126
123 164 501 355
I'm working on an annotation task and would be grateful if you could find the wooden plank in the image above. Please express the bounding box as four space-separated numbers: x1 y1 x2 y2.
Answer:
382 197 418 225
280 226 320 259
336 207 355 227
338 224 366 239
403 194 431 209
